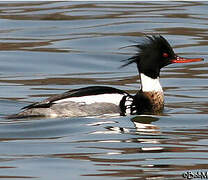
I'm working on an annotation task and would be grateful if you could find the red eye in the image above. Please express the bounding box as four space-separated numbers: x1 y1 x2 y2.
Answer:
163 52 169 58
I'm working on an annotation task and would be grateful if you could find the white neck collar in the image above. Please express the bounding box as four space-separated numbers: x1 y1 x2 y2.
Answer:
140 73 163 92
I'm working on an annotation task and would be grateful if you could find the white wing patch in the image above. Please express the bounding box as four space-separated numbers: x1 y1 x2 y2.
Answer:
54 93 124 106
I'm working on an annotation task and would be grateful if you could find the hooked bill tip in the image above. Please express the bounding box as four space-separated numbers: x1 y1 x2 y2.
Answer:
171 56 204 63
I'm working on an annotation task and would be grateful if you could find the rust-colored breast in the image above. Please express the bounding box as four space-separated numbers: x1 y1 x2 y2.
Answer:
143 91 164 113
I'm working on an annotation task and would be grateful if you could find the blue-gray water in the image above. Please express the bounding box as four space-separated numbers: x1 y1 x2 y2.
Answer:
0 1 208 180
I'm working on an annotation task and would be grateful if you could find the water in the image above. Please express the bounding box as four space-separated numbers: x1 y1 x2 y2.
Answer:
0 1 208 180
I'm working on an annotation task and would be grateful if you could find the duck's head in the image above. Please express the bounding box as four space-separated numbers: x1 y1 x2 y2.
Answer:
122 35 203 79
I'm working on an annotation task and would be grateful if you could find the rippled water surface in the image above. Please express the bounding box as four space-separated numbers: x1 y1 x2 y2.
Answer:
0 1 208 180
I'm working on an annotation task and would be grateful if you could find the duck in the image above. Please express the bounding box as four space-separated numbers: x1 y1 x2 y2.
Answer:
7 35 203 118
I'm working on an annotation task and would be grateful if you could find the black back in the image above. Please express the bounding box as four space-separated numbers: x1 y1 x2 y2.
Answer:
23 86 129 109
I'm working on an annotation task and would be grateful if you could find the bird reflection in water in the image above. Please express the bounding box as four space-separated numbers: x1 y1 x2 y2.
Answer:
131 115 160 135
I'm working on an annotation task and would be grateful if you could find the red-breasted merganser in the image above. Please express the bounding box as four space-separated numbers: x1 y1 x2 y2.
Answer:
7 35 203 119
